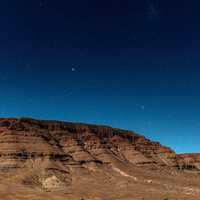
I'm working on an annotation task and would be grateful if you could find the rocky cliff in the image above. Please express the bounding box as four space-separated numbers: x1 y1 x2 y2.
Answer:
0 118 178 171
0 118 199 200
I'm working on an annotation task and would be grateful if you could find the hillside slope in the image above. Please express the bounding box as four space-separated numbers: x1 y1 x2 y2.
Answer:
0 118 199 200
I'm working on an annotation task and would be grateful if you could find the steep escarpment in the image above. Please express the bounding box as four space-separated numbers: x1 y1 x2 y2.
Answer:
0 118 199 200
0 118 178 170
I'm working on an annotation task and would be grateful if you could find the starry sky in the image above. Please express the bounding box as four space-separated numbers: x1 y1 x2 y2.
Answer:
0 0 200 153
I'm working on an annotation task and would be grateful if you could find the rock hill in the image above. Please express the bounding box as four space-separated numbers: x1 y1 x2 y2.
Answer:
0 118 199 200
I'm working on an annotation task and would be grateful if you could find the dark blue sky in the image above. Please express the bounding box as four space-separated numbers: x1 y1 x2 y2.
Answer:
0 0 200 153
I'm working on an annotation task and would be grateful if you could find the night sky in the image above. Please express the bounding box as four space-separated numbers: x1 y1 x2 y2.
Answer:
0 0 200 153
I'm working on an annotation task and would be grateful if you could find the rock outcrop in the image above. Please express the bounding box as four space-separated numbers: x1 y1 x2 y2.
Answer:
0 118 179 172
178 154 200 170
0 118 199 200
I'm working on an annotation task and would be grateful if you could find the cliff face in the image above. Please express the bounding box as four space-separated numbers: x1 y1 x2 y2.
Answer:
0 118 199 200
0 118 178 171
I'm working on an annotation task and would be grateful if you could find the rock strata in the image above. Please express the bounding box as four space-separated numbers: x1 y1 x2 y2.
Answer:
0 118 199 200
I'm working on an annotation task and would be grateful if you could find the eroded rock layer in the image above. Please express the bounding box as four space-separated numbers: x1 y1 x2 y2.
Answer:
0 118 179 171
0 118 199 200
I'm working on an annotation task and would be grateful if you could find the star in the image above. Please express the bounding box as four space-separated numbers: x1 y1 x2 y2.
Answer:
141 105 145 111
71 67 76 72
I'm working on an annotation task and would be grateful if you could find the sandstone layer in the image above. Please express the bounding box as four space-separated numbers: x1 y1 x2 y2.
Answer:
0 118 199 200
